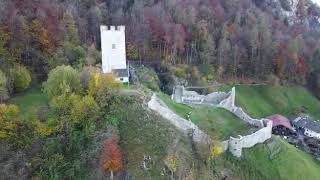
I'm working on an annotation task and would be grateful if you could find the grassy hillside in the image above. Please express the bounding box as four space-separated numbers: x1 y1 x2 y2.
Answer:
234 85 320 119
226 85 320 180
112 94 214 179
159 85 320 179
157 93 253 140
228 137 320 180
7 82 320 179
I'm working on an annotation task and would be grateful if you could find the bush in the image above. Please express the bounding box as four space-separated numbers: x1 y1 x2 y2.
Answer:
0 70 9 102
88 72 121 97
135 66 160 91
50 94 100 131
174 65 189 79
11 65 31 92
0 104 20 139
44 65 81 98
266 74 280 86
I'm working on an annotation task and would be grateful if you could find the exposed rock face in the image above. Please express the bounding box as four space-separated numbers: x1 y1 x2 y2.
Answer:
254 0 320 28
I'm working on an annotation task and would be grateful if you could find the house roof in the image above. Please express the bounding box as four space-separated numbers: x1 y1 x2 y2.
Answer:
268 114 293 129
112 69 129 77
293 116 320 133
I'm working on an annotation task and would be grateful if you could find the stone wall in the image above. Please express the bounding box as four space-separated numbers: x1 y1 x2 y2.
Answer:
172 86 273 157
172 86 228 105
226 121 272 157
148 94 210 143
218 87 265 128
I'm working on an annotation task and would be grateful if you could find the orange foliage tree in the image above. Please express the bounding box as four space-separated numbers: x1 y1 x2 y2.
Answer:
100 139 123 180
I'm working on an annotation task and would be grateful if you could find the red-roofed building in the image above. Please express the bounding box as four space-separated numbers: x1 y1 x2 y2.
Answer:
268 115 295 136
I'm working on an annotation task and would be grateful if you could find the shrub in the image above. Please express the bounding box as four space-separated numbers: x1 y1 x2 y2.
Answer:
0 104 19 139
50 94 100 132
164 154 178 178
209 143 223 160
266 74 280 86
0 70 9 102
44 65 81 98
135 66 160 91
174 65 189 79
79 67 92 90
88 72 121 97
11 65 31 92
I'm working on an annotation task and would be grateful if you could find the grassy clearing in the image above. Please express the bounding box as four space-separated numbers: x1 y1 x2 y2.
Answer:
9 86 49 116
234 85 320 119
227 137 320 180
157 93 252 140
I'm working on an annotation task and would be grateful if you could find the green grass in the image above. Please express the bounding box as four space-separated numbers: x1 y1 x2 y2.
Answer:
234 85 320 119
190 107 254 139
157 85 320 179
10 86 49 116
156 92 192 117
228 137 320 180
222 85 320 179
157 93 253 140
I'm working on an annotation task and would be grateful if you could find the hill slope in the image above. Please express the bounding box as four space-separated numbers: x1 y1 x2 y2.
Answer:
159 85 320 179
234 85 320 119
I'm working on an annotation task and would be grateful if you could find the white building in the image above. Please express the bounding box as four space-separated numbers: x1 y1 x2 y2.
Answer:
293 116 320 139
100 25 129 83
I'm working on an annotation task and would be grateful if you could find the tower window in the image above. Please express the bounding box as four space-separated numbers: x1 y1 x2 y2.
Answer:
112 44 116 49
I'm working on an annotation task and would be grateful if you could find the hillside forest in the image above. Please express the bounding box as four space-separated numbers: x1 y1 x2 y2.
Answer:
1 0 320 179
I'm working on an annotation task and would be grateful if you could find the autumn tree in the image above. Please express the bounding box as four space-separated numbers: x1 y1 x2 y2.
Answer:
88 71 121 97
0 104 19 139
44 65 81 98
28 20 55 54
197 20 216 75
63 11 80 46
10 65 31 93
100 139 123 180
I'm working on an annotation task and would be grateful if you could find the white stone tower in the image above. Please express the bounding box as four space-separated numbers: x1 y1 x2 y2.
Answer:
100 25 129 83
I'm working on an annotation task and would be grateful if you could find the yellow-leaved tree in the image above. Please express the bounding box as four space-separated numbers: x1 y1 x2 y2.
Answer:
0 104 19 139
88 72 121 97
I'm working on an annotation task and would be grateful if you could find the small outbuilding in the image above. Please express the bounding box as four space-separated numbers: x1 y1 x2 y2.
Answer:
268 114 294 136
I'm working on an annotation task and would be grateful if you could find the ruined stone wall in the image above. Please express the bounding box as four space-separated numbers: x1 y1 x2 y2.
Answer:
218 87 265 128
148 94 210 143
171 86 273 157
226 121 272 157
172 86 229 105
